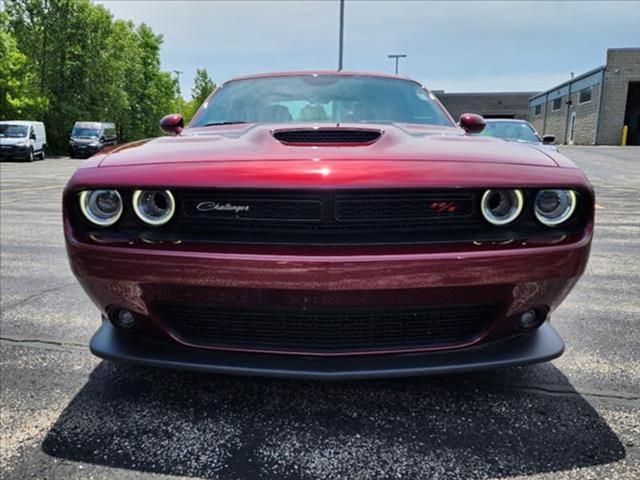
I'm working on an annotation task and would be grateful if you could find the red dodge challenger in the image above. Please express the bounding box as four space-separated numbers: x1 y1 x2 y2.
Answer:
64 72 593 378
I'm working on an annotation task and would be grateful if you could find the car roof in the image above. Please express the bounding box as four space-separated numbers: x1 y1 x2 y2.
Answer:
0 121 42 126
225 70 423 86
484 119 531 123
74 122 114 128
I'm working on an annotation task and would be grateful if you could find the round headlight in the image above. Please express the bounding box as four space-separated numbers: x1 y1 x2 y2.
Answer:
534 189 577 226
481 189 524 226
79 190 123 227
132 190 175 226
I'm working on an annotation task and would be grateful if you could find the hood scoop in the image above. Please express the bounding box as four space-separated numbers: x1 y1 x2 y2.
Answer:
272 127 382 146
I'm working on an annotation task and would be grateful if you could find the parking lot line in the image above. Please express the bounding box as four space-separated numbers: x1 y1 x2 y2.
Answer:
1 185 63 193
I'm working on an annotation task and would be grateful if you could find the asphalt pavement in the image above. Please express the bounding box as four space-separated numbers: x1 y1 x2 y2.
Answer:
1 146 639 479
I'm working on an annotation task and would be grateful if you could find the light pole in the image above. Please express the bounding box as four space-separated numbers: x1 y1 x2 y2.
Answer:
338 0 345 70
387 54 407 75
173 70 183 95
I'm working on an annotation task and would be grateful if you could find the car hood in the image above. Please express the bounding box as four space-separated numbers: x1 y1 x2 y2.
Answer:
0 137 28 145
98 123 559 168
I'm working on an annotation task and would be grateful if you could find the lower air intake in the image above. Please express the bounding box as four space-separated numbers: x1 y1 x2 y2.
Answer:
159 303 497 354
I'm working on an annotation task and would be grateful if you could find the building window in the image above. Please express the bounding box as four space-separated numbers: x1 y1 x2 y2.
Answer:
579 87 592 104
552 97 562 111
534 104 541 115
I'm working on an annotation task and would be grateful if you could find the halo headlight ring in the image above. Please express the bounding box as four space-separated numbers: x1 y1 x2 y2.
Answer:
480 189 524 226
534 189 577 227
78 190 123 227
132 189 176 226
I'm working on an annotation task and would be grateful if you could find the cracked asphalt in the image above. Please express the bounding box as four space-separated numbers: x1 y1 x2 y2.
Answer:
1 147 639 480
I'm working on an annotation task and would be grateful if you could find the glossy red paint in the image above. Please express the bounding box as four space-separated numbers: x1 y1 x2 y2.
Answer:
63 71 594 375
227 70 421 83
158 114 184 135
93 123 562 169
459 113 486 134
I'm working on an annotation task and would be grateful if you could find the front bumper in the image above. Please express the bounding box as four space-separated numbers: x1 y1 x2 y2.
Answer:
91 320 564 379
0 146 29 159
69 145 100 157
67 222 590 372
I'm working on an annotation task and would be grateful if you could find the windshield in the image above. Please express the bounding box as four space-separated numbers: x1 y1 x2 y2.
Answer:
191 75 452 127
72 128 100 138
480 121 540 143
0 125 28 138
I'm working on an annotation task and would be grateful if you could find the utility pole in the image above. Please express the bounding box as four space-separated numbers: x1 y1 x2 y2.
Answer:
173 70 184 95
338 0 345 70
388 54 407 75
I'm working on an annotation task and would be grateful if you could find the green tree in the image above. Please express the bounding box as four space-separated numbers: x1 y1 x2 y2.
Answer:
171 68 216 124
4 0 182 152
191 68 215 108
174 94 197 124
0 12 47 119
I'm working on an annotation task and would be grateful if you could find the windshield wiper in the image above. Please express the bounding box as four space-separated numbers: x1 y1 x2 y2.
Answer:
203 121 249 126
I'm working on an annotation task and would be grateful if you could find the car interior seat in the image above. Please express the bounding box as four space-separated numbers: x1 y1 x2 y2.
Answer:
259 105 293 123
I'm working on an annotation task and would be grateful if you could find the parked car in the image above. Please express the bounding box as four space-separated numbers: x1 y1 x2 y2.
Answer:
64 71 593 379
479 118 558 152
69 121 117 158
0 121 47 161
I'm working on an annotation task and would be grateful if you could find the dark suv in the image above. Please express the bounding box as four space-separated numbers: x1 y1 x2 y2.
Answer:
69 122 118 158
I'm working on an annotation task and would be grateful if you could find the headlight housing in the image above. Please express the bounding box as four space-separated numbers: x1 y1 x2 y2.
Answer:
534 189 577 226
79 190 123 227
480 189 524 225
132 190 175 226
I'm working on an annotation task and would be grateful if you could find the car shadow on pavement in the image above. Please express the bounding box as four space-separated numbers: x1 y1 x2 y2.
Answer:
42 361 625 479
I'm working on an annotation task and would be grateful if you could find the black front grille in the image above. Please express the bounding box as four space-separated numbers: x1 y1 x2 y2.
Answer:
273 129 381 145
184 198 322 221
158 303 497 354
173 189 480 245
0 145 21 153
335 197 472 221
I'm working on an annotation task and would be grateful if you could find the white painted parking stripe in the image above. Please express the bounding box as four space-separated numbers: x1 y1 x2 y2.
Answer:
1 185 63 193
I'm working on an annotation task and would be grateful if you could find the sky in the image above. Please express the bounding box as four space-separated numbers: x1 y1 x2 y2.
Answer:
97 0 640 97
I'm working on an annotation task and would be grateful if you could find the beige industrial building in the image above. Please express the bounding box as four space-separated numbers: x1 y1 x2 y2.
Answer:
434 91 536 121
529 48 640 146
436 48 640 145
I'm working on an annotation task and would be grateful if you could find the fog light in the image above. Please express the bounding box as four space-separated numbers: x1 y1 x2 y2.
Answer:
114 309 136 329
518 309 543 330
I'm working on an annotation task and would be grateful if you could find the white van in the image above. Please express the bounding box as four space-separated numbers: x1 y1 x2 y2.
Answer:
0 121 47 162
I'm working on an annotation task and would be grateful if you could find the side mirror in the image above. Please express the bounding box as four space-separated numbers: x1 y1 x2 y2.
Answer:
459 113 485 134
30 132 36 140
542 135 556 145
159 114 184 135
